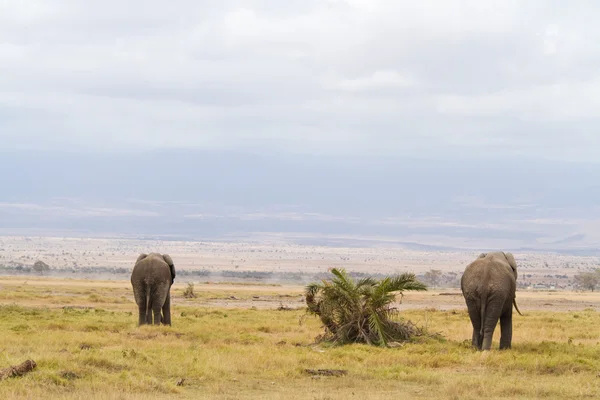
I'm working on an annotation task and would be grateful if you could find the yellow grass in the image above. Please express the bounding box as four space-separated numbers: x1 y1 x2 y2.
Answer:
0 278 599 399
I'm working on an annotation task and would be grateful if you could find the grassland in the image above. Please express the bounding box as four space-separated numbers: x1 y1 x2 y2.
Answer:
0 277 599 399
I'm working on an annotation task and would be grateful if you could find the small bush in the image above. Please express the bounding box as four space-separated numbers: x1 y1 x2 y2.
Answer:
183 282 197 299
305 268 428 346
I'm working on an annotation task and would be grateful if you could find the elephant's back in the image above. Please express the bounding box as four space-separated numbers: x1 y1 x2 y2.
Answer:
131 255 171 284
461 259 489 292
461 257 513 294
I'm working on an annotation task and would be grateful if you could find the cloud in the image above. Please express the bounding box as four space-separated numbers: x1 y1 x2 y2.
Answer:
331 71 416 92
1 1 600 160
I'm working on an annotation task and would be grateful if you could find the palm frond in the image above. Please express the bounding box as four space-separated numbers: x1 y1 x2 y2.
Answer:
356 277 377 288
368 309 389 346
304 282 324 314
329 268 357 293
386 273 428 293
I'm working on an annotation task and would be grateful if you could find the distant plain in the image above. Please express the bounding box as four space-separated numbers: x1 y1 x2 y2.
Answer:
1 235 600 399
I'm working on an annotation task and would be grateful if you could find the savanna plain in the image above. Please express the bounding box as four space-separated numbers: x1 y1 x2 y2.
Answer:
1 237 600 399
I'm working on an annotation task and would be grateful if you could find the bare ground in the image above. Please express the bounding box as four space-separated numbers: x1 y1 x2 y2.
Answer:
1 276 600 312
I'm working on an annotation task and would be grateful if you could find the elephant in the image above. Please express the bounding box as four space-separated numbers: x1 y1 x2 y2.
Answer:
130 253 176 326
460 251 523 351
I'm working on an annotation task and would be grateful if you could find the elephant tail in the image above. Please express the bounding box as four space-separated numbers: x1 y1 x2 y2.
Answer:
479 290 488 338
145 283 152 323
513 297 524 316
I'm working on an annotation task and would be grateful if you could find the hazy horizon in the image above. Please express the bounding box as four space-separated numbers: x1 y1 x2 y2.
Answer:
1 149 599 254
2 2 600 253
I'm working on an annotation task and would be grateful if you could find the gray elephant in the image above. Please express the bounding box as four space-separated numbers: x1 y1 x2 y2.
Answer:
461 251 523 351
130 253 176 326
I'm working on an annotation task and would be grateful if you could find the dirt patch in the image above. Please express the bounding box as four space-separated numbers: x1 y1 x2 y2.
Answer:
127 331 160 340
60 371 80 380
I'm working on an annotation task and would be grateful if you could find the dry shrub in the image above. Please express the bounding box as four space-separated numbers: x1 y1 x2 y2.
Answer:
183 282 197 299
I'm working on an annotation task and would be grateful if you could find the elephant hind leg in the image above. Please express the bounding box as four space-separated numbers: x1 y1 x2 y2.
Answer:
152 283 169 326
145 305 153 324
152 303 162 325
133 284 149 326
162 292 171 326
481 312 501 351
145 288 154 324
137 303 147 326
499 308 513 350
466 301 482 349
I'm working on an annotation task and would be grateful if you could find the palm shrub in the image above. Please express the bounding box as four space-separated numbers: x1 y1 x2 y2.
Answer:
305 268 427 346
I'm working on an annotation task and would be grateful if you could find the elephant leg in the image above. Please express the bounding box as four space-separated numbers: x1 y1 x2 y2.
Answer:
132 284 148 326
162 291 171 326
481 307 502 351
145 305 153 324
466 301 482 349
137 304 147 326
145 291 153 324
151 283 169 326
151 295 163 326
499 307 513 350
481 326 496 351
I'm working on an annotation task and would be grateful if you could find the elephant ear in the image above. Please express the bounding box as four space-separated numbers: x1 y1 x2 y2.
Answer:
135 253 148 264
163 254 176 284
503 252 518 273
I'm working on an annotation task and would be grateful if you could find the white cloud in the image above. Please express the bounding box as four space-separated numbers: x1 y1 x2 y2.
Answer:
333 71 416 92
434 79 600 121
1 0 600 160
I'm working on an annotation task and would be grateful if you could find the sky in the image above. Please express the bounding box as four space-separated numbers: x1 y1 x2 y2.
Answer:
1 1 600 160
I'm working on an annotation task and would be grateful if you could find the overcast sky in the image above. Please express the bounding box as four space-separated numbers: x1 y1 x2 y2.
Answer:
1 1 600 160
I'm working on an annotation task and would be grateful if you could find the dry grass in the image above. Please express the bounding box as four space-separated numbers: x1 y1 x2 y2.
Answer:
0 279 599 399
